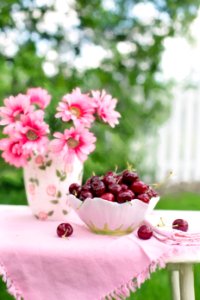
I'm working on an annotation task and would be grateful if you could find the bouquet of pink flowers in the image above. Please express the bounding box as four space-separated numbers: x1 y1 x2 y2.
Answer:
0 87 121 167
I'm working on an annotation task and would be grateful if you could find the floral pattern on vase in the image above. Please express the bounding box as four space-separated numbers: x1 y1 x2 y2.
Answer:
24 153 83 221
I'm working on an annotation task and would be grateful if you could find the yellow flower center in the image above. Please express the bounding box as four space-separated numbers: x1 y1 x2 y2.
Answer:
70 106 81 118
67 138 79 149
26 130 38 141
14 114 21 121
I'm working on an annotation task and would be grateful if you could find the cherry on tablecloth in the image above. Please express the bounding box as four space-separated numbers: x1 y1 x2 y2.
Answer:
0 206 199 300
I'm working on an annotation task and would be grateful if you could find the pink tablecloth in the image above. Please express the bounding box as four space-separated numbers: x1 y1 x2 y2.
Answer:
0 205 198 300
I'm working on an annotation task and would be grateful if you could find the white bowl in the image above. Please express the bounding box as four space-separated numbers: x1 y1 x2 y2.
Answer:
67 195 159 235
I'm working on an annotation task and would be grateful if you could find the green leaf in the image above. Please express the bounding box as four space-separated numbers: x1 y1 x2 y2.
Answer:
50 200 59 204
56 169 61 177
57 191 62 198
48 210 54 216
60 175 66 181
46 160 52 167
39 165 46 170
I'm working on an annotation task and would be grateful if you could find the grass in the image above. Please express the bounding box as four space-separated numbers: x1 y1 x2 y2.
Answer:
0 190 200 299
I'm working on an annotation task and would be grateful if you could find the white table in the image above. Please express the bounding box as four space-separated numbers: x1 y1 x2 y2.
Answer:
150 210 200 300
0 205 199 300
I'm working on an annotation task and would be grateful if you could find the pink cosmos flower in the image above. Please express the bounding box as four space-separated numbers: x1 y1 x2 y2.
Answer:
14 111 50 154
91 90 121 128
55 88 96 127
38 211 48 221
50 126 96 164
0 94 33 129
0 138 30 168
46 184 57 196
27 87 51 109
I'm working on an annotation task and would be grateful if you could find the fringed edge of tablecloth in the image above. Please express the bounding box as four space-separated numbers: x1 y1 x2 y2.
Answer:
0 262 23 300
101 247 179 300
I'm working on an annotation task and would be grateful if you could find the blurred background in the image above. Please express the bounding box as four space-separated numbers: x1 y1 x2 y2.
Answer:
1 0 200 299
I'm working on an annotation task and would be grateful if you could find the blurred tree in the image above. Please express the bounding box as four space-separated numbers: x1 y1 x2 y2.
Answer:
0 0 200 202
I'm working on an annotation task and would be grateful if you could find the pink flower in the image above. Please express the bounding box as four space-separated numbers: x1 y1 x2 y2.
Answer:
50 126 96 163
35 155 44 165
14 111 50 154
27 87 51 109
0 94 33 129
38 211 48 221
28 183 36 195
46 184 57 196
92 90 121 127
55 88 96 127
0 138 30 168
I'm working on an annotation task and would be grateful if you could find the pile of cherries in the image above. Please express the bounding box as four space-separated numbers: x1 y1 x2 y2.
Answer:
68 169 158 204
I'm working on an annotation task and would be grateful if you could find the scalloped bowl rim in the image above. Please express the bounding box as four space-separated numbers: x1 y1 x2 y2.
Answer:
67 195 160 235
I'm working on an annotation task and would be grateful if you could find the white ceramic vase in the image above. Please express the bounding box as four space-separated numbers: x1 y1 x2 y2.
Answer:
24 153 83 221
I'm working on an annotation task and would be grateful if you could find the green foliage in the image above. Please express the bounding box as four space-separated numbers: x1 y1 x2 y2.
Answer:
0 0 200 200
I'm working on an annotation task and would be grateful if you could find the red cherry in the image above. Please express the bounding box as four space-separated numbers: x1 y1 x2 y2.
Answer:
101 193 115 202
57 223 73 238
172 219 188 232
137 225 153 240
102 175 116 186
147 188 154 198
137 193 150 203
130 181 148 194
105 171 115 176
115 174 123 184
81 183 92 192
85 178 92 184
147 188 158 198
69 183 81 196
122 170 138 185
92 180 106 197
152 190 158 197
108 183 121 195
117 190 134 203
79 191 93 201
90 176 100 183
120 184 128 191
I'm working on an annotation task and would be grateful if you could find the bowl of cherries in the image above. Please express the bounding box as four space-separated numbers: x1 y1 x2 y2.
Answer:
67 169 159 235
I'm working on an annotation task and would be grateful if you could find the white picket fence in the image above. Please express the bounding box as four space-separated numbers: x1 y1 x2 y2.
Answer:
154 86 200 183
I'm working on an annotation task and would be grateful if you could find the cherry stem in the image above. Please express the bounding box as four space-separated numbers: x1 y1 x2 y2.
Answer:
151 171 173 189
172 224 179 228
157 217 165 227
126 162 136 172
